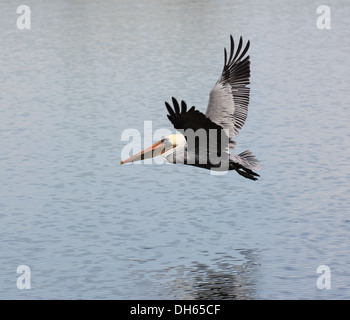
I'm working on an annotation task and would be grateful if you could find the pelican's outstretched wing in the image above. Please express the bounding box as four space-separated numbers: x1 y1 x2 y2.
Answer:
205 35 250 148
165 97 230 158
166 97 223 133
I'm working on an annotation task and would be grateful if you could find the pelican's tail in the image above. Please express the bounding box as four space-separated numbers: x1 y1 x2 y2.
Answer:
230 150 261 181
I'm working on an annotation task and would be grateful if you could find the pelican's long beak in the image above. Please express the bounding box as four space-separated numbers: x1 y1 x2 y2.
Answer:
120 140 168 165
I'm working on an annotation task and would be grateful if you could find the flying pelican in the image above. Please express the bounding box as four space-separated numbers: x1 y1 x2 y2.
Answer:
121 35 261 180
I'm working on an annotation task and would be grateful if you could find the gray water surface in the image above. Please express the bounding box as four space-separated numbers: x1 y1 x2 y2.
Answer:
1 0 350 299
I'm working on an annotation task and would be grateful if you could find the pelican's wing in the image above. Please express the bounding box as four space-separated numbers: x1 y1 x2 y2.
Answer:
206 35 250 147
166 97 223 133
165 97 230 156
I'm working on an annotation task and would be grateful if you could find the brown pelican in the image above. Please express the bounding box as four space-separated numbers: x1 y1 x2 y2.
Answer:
121 35 261 180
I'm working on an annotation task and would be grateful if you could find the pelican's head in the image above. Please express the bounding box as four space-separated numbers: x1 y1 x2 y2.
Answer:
120 133 186 164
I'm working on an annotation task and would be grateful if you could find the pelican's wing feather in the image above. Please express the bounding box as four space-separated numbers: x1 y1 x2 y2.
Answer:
166 97 224 133
165 97 230 158
206 35 251 147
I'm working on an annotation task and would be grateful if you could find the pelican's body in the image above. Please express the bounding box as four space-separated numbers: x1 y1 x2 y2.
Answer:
121 35 261 180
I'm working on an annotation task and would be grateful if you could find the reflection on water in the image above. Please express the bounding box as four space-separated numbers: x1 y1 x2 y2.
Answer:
167 250 258 300
191 256 257 299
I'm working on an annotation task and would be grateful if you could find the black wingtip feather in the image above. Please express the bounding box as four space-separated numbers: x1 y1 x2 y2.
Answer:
232 36 243 62
172 97 180 114
228 35 234 63
165 101 175 118
181 100 187 113
224 48 227 67
239 40 250 61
